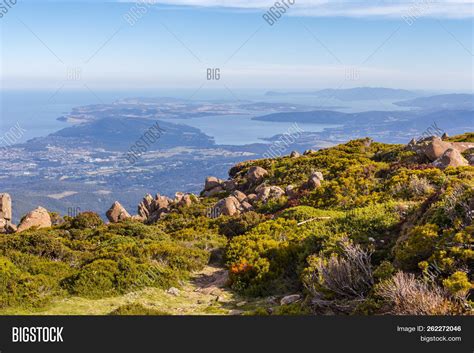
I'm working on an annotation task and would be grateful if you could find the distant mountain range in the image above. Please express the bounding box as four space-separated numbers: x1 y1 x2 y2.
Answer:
253 109 474 143
394 94 474 110
265 87 419 101
253 109 415 125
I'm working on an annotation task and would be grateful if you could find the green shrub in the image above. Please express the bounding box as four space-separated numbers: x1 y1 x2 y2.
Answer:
443 271 472 297
4 250 73 279
1 136 472 315
373 261 395 282
0 231 74 262
218 212 267 238
226 218 325 295
66 259 120 298
70 212 104 229
278 206 343 223
395 224 439 271
427 184 474 229
0 256 59 308
146 241 209 273
256 196 288 214
335 203 400 244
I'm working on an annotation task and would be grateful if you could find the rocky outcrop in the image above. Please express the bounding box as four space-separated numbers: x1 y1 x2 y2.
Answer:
232 190 247 203
203 186 224 198
0 193 12 222
246 166 268 183
0 193 14 234
138 193 173 223
211 189 256 217
201 176 235 197
408 136 474 164
178 194 195 208
215 196 242 216
432 148 469 169
452 142 474 154
5 223 17 233
204 177 223 191
241 201 253 212
174 192 185 204
137 192 197 224
247 193 257 203
421 137 453 161
138 194 172 223
106 201 131 223
304 171 324 190
17 207 52 233
255 185 285 203
464 148 474 165
223 180 236 192
290 151 301 158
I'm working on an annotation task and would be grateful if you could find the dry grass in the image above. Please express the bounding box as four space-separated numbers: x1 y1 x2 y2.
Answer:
376 272 464 315
305 240 374 313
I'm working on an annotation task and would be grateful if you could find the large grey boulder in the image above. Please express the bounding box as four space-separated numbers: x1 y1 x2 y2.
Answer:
256 185 285 203
306 171 324 190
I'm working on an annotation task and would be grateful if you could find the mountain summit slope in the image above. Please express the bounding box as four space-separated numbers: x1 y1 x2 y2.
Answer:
1 134 472 315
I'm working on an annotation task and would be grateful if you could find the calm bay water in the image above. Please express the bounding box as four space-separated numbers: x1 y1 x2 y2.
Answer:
165 114 338 145
1 90 337 146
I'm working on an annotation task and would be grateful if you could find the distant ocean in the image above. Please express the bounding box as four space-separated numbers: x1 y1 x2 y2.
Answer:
1 89 348 146
0 89 270 143
0 90 169 143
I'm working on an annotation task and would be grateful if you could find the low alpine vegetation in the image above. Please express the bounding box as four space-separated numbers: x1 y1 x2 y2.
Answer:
0 134 472 315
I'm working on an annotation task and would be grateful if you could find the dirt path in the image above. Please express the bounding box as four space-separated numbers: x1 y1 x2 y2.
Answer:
173 265 265 315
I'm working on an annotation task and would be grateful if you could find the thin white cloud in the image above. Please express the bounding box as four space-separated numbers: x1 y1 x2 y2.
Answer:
118 0 474 18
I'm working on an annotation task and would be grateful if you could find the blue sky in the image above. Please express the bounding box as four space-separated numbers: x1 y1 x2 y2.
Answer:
0 1 472 91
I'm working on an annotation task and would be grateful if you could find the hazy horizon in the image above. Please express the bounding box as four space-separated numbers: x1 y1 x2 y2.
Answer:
1 1 472 91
